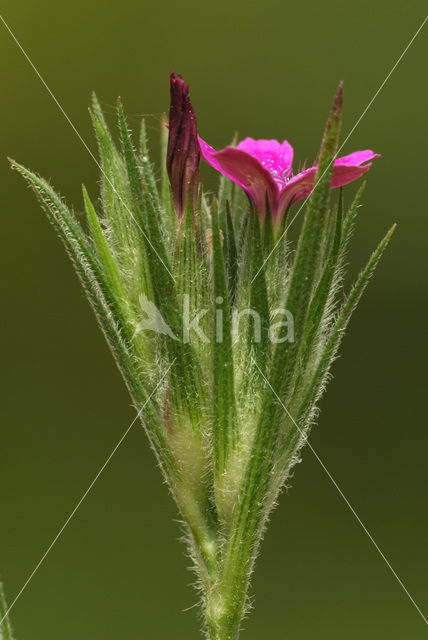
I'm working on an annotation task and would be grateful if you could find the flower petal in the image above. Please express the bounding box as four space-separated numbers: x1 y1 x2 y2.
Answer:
334 150 380 166
277 150 380 220
276 167 317 218
236 138 294 179
199 137 278 218
198 136 225 174
331 150 381 188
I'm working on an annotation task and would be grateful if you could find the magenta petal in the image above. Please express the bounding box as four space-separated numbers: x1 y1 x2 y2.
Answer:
236 138 294 178
198 136 224 174
199 131 380 224
276 150 380 220
331 150 381 188
334 150 380 167
276 167 318 218
199 137 278 218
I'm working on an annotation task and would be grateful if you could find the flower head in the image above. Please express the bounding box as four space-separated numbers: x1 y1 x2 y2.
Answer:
198 135 380 224
167 72 200 217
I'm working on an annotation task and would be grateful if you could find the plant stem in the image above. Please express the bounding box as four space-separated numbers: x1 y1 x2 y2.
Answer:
205 581 244 640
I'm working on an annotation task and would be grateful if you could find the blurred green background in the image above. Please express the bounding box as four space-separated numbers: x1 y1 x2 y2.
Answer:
1 1 427 638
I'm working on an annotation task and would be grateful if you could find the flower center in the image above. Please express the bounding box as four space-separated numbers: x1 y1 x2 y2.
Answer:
268 166 293 187
257 154 293 187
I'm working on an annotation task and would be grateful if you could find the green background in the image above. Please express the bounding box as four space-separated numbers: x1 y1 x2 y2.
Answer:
1 1 427 638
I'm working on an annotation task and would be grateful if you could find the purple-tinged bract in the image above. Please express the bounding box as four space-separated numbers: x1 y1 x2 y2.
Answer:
167 72 200 217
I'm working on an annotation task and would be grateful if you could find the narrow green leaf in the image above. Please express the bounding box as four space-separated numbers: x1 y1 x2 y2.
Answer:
82 184 158 363
271 82 344 403
0 583 14 640
10 161 172 470
230 180 251 240
218 173 233 239
82 184 129 306
247 211 270 375
282 224 396 462
91 92 111 134
159 114 170 209
117 100 181 340
117 99 145 210
212 199 237 472
90 94 127 196
213 225 395 640
217 135 237 236
234 86 345 522
212 87 346 628
117 100 172 274
312 224 395 401
225 201 238 308
342 180 366 243
297 189 343 372
90 98 148 300
139 117 161 211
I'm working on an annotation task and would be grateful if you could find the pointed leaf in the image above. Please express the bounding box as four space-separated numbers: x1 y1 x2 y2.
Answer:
139 118 161 211
0 583 14 640
211 199 237 473
10 161 171 467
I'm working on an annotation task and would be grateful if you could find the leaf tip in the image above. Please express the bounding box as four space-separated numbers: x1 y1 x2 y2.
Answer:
332 81 344 116
90 91 101 111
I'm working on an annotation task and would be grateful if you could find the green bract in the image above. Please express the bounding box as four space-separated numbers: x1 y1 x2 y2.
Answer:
0 583 14 640
9 87 393 640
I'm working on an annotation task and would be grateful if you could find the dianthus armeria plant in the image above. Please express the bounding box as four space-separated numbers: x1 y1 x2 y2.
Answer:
6 73 394 640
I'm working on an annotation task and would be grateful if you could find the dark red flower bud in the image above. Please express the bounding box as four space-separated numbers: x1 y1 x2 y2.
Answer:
167 72 200 217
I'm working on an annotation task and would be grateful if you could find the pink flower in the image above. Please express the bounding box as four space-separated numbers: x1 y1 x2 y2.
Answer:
198 135 380 223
